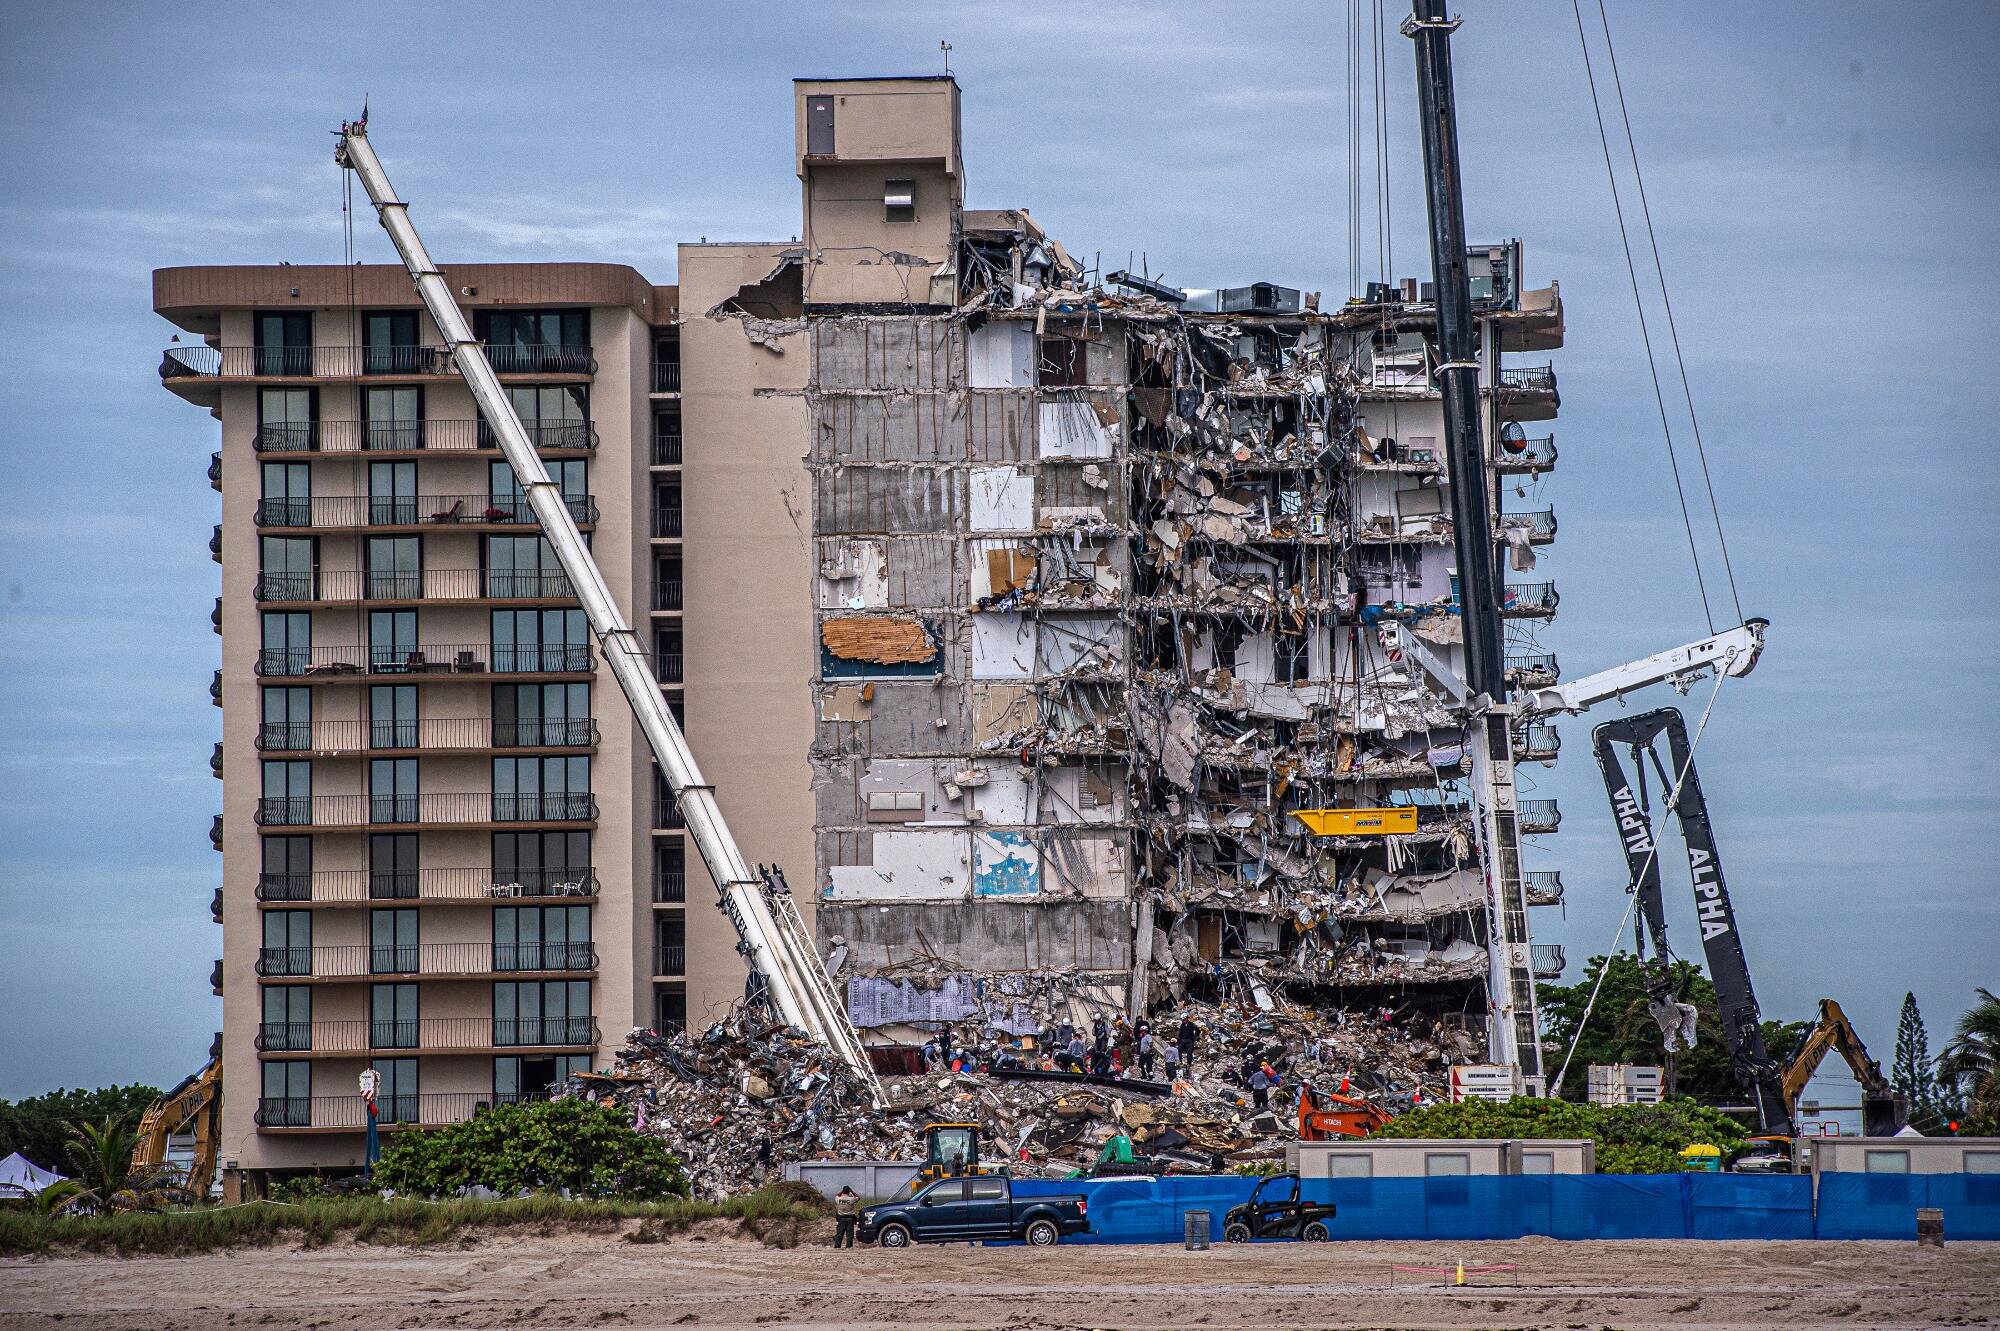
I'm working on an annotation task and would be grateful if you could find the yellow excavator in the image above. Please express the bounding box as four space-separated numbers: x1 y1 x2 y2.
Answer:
1735 1000 1904 1171
129 1055 222 1196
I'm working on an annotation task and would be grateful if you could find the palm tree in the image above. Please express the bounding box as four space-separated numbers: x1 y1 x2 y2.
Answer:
1939 987 2000 1134
64 1116 135 1201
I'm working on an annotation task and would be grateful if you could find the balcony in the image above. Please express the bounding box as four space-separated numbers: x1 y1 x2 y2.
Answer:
1524 869 1564 906
651 425 683 466
253 567 577 606
1501 582 1558 617
1531 943 1567 978
654 944 685 977
651 507 683 539
161 343 594 382
255 642 593 679
1498 507 1558 543
208 451 222 491
254 717 598 754
252 419 598 455
652 578 683 611
654 796 685 830
655 652 683 684
1505 652 1559 686
210 814 224 852
1497 364 1557 395
255 1016 597 1055
209 525 222 563
254 940 596 980
652 360 681 394
1514 722 1561 762
1496 433 1557 473
256 493 598 530
255 1090 550 1132
253 792 597 829
256 866 596 904
209 742 224 780
1518 799 1561 834
654 871 686 904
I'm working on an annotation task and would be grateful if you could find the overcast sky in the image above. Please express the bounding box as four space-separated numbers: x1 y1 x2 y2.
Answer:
1 1 1993 1103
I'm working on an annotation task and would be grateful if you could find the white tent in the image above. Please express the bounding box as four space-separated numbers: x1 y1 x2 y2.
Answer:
0 1151 68 1197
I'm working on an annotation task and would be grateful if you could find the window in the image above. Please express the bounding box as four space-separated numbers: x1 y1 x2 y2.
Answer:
492 459 588 523
261 836 311 902
362 310 422 375
363 386 422 451
370 833 418 900
654 985 687 1035
254 313 311 376
1520 1152 1555 1175
368 610 418 673
486 535 566 599
492 608 589 673
493 755 590 822
261 611 311 677
369 908 418 974
1274 630 1310 684
261 910 311 976
1323 1155 1372 1178
372 1057 419 1123
1038 337 1084 388
653 553 682 610
884 178 915 223
365 535 420 600
1424 1153 1471 1177
1863 1149 1910 1174
494 1053 590 1104
370 983 418 1049
370 684 417 750
652 479 682 539
653 626 683 682
493 978 591 1045
258 388 317 451
495 904 592 972
260 461 310 527
501 384 590 448
261 687 310 751
492 830 592 897
968 1177 1006 1201
654 916 684 976
475 310 590 374
370 757 418 824
261 759 310 826
369 461 417 526
261 986 311 1052
494 682 590 748
653 843 685 903
1966 1151 2000 1174
260 1060 311 1125
259 536 316 600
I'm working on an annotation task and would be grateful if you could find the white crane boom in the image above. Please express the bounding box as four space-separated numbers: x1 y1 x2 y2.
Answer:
334 120 881 1106
1521 618 1767 717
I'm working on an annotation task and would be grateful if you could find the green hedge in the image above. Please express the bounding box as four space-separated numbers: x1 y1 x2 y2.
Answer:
373 1098 686 1199
1368 1096 1748 1173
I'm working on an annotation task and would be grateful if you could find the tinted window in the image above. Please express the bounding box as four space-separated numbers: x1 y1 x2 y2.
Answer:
967 1178 1006 1201
920 1180 967 1204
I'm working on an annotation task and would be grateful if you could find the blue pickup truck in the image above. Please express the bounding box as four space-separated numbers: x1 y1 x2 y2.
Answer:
857 1175 1090 1248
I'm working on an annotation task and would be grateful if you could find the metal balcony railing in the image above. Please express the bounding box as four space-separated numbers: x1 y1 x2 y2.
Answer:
1531 943 1567 977
1524 870 1564 905
254 1017 596 1054
1499 507 1558 539
254 642 593 678
163 344 594 380
652 578 683 611
1497 434 1557 470
1514 722 1561 760
256 1091 552 1130
253 717 597 753
209 742 224 779
1506 652 1559 682
652 360 681 393
1518 799 1561 833
252 419 598 455
209 525 222 562
654 871 686 904
1497 364 1557 393
655 652 683 684
253 792 597 828
255 867 596 903
256 493 598 529
1502 581 1559 614
653 944 685 976
209 815 224 851
208 451 222 490
651 507 683 538
254 941 596 979
494 1016 598 1047
253 568 579 604
651 428 683 466
654 797 685 830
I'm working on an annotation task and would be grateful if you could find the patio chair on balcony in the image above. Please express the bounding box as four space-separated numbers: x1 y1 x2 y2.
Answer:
454 650 485 673
428 499 464 524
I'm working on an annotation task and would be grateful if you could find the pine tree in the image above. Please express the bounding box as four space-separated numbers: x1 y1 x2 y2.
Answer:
1893 992 1941 1132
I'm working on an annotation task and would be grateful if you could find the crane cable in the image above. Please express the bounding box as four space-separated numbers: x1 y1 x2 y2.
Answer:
1570 0 1717 634
1549 663 1729 1099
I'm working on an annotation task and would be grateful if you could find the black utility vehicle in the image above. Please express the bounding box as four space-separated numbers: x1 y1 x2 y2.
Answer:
857 1174 1089 1248
1222 1172 1338 1242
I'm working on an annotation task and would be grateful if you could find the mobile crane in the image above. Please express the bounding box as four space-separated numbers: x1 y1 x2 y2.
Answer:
334 118 883 1107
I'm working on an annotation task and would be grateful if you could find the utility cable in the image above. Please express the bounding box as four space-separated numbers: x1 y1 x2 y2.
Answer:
1570 0 1715 634
1593 0 1744 624
1549 664 1729 1098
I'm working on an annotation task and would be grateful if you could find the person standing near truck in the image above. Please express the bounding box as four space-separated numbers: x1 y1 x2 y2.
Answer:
832 1186 860 1248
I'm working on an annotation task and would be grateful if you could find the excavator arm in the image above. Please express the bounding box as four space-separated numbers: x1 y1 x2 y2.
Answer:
130 1056 222 1193
1781 1000 1906 1137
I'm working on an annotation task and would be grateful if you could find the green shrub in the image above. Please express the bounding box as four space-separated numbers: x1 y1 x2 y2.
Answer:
372 1098 686 1200
1368 1096 1747 1173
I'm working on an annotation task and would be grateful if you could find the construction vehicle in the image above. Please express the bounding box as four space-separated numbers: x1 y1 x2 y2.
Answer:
1222 1172 1338 1243
333 119 882 1107
129 1053 222 1195
1296 1080 1394 1142
918 1122 986 1181
1779 999 1904 1137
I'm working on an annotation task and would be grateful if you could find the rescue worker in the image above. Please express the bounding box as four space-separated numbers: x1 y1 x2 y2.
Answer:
832 1186 859 1247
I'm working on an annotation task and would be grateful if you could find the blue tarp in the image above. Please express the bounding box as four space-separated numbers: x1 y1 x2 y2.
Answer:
1004 1170 1984 1243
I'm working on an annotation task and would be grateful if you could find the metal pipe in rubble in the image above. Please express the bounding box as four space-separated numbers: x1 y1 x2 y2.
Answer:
335 122 879 1100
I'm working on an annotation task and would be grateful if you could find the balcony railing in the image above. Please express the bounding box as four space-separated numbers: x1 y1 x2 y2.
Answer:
654 871 686 904
1518 799 1561 833
254 717 598 753
208 451 222 490
253 792 598 828
255 1016 597 1053
256 493 597 529
1502 581 1559 614
1505 652 1559 683
1531 943 1567 977
256 1090 551 1130
1524 869 1564 905
1514 721 1561 760
256 867 597 903
253 419 598 455
655 796 685 830
254 568 578 604
255 642 593 678
651 507 683 538
1499 507 1558 540
652 578 683 611
255 941 597 979
654 944 686 976
655 652 683 684
1497 434 1557 470
1497 364 1557 394
652 360 681 393
163 344 594 380
651 428 683 466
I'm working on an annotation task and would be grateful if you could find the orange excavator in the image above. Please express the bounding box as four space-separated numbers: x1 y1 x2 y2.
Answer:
1297 1080 1394 1141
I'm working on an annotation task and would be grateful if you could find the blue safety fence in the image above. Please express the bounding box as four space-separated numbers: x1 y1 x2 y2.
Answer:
1008 1171 1992 1243
1814 1171 2000 1240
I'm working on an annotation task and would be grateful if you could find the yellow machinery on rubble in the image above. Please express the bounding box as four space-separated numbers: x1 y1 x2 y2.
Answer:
129 1055 222 1195
918 1123 991 1181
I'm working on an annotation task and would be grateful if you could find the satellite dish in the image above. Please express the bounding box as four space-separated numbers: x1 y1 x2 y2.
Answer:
1499 420 1528 455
